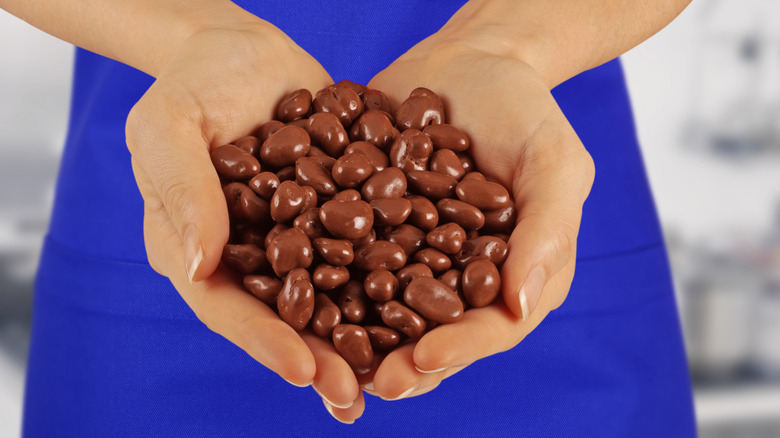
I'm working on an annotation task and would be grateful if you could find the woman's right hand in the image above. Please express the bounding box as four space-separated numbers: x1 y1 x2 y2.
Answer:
125 19 364 423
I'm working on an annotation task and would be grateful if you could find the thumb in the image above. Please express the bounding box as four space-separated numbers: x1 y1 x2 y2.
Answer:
501 111 595 320
126 89 230 282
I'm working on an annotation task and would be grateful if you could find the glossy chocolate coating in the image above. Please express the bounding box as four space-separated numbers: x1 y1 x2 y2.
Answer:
312 237 354 266
364 269 398 302
266 227 313 277
275 89 312 122
223 182 270 223
395 87 444 131
276 165 296 182
332 324 374 373
248 172 279 200
211 144 261 180
239 227 267 247
389 129 433 173
396 263 433 290
312 293 341 338
406 195 439 231
362 89 393 114
354 240 407 271
361 167 406 201
221 84 517 359
306 112 349 157
337 79 367 97
382 224 427 256
406 170 457 200
454 236 509 268
436 198 486 231
349 227 376 249
381 300 426 339
333 189 361 201
293 208 327 240
270 180 310 224
350 109 398 149
287 116 311 129
462 259 501 308
221 244 267 274
458 154 475 173
482 205 517 234
277 268 315 331
338 281 368 324
403 277 463 324
426 222 467 254
257 120 285 142
462 171 485 181
301 186 318 211
295 156 337 197
307 145 328 157
423 124 469 152
455 179 512 211
319 199 374 240
309 154 336 170
344 141 388 172
364 325 401 351
430 149 466 180
260 125 311 168
370 198 412 227
332 153 374 188
414 248 452 273
243 275 283 306
313 84 363 126
437 269 463 295
312 264 350 290
234 135 261 157
264 224 289 249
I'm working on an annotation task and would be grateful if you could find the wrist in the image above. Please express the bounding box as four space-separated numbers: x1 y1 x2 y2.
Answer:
429 6 559 88
137 2 285 77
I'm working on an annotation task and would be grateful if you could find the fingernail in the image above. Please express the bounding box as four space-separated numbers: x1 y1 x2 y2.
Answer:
314 387 354 409
518 266 546 320
382 385 417 401
415 365 448 374
323 400 354 425
284 378 312 388
361 381 374 391
183 225 203 284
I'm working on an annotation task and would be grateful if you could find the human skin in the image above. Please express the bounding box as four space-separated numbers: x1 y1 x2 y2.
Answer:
1 0 691 425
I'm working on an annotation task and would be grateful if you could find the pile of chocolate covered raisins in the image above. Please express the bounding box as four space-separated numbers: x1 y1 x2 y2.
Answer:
212 81 516 372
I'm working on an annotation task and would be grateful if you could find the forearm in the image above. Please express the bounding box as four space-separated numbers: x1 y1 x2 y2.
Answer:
0 0 269 76
439 0 691 88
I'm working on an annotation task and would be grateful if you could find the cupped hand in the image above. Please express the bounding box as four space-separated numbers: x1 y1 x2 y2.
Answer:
366 41 595 399
124 22 362 423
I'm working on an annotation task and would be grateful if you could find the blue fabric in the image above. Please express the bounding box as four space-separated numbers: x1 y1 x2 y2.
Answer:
23 1 696 436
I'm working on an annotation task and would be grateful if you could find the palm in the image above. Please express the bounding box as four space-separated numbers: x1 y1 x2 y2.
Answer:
366 49 594 398
127 27 367 421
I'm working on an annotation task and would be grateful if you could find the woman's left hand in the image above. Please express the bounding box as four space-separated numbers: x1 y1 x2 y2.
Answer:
364 35 595 400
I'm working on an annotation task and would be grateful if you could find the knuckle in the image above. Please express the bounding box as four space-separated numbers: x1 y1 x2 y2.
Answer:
576 148 596 190
145 248 166 276
550 220 577 261
125 102 150 156
191 294 216 332
159 176 193 219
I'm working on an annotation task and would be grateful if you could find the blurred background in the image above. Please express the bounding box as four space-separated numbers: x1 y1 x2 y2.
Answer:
1 0 779 436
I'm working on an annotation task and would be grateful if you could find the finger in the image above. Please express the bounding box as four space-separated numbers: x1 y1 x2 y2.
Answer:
323 391 365 425
126 88 229 283
405 365 466 398
143 194 316 386
413 261 575 373
372 343 453 401
301 333 360 409
502 109 595 320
